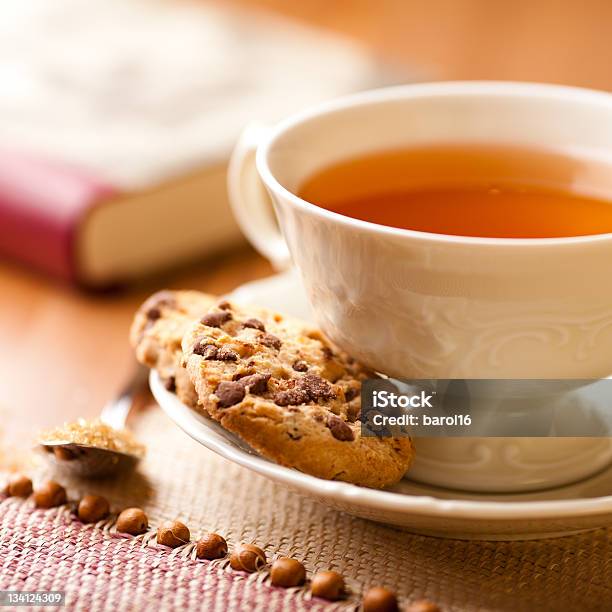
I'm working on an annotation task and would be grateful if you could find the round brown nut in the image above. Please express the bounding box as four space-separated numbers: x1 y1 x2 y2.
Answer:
311 570 345 601
406 600 441 612
363 586 399 612
157 520 190 548
34 481 67 508
229 543 267 573
116 507 149 535
195 532 228 560
270 557 306 588
77 494 110 524
5 475 33 498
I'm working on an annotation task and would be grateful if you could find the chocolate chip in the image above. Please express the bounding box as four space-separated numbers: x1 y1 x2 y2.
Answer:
147 306 162 321
322 346 334 360
217 346 239 361
301 374 335 402
216 381 246 407
195 342 238 361
327 415 355 441
201 311 232 327
275 387 310 406
239 373 270 395
344 387 358 401
292 360 308 372
275 374 335 406
164 376 176 392
217 300 232 310
346 404 360 423
194 340 217 359
243 318 266 332
143 291 176 317
260 333 281 350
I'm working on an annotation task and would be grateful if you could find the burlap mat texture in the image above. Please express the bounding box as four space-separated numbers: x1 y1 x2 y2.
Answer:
1 407 611 611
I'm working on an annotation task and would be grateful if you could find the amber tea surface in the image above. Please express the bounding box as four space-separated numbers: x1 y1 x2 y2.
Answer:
298 145 612 238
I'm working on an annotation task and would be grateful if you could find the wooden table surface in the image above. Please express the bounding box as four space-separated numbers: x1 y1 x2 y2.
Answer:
2 0 612 447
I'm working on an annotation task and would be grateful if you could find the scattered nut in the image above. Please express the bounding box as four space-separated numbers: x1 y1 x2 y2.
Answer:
270 557 306 588
229 543 267 572
34 481 67 508
77 494 110 524
311 570 345 601
363 586 399 612
116 507 149 535
157 520 190 548
195 533 228 560
406 600 441 612
5 475 33 498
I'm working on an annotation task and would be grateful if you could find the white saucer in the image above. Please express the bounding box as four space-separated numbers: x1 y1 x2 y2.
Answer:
150 271 612 539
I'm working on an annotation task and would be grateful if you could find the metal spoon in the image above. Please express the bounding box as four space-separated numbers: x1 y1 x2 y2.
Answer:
39 367 149 478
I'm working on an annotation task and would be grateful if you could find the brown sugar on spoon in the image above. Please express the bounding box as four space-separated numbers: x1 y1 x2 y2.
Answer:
39 419 145 459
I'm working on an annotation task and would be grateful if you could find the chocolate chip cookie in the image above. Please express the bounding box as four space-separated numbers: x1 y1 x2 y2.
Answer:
182 300 414 488
130 290 216 406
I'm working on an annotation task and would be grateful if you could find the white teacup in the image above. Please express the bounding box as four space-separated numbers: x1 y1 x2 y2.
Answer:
228 82 612 492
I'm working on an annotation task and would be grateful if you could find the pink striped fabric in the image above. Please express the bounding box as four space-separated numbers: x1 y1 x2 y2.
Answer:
0 498 334 611
2 409 612 611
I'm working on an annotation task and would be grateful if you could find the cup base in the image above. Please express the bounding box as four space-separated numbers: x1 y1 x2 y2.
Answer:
408 436 612 493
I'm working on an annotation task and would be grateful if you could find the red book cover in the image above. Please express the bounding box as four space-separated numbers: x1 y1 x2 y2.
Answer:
0 151 117 283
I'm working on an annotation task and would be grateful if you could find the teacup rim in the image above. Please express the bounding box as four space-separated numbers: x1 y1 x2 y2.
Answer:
257 80 612 247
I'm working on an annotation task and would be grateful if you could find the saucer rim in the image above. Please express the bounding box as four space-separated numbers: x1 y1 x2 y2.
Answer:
150 370 612 522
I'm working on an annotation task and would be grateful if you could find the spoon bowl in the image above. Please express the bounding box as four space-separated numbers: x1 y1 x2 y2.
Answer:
41 442 141 478
39 367 148 479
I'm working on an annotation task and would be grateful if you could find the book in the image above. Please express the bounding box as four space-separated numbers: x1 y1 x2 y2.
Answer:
0 151 233 286
0 0 406 287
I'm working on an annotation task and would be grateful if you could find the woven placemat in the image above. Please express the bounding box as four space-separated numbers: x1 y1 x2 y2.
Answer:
1 405 611 611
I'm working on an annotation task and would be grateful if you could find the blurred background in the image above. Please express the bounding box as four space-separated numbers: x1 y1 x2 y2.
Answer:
2 0 612 444
240 0 612 87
